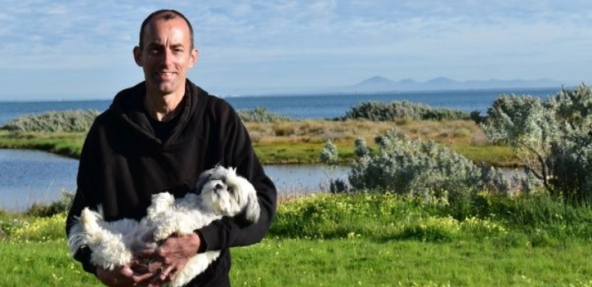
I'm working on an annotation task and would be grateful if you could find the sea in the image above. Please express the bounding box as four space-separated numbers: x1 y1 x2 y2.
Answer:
0 88 560 126
0 88 559 211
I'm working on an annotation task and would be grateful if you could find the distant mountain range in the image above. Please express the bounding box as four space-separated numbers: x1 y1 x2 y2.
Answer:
339 76 565 93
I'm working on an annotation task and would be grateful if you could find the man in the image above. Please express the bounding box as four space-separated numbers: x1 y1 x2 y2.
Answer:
65 9 277 287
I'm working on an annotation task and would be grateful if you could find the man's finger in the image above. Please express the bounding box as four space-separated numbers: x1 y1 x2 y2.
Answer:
159 265 176 281
120 265 135 277
133 248 157 258
132 272 155 283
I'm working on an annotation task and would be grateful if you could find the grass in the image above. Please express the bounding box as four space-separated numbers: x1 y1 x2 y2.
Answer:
2 192 592 286
0 130 84 159
450 143 521 167
0 240 99 287
1 111 587 286
3 238 592 287
232 238 592 287
0 119 517 166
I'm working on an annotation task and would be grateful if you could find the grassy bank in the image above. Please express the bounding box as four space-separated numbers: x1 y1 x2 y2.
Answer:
0 130 85 159
2 193 592 286
0 119 518 166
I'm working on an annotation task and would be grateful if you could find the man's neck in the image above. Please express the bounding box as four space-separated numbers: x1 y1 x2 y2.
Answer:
144 90 185 122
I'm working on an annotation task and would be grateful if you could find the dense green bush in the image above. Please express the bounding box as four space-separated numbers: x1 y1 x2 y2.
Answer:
320 131 535 215
7 213 66 241
1 109 99 132
237 106 294 122
271 193 508 241
25 190 74 217
271 191 592 244
482 85 592 202
341 101 470 121
0 107 293 131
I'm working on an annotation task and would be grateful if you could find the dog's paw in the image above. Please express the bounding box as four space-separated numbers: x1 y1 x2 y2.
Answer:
147 192 175 219
80 207 102 234
153 224 174 242
80 208 93 225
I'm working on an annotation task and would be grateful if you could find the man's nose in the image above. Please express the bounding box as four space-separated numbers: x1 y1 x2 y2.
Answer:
161 49 174 65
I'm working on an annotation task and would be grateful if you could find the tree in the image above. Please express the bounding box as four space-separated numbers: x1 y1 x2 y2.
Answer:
482 85 592 201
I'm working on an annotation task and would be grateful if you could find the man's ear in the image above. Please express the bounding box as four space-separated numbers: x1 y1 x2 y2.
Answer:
188 48 198 68
133 46 143 67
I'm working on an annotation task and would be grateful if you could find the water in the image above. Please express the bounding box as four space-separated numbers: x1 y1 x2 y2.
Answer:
227 88 558 119
0 89 551 210
264 165 348 194
0 149 348 212
0 149 79 211
0 88 559 125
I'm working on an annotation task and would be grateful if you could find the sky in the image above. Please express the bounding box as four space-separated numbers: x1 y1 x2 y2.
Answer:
1 0 592 100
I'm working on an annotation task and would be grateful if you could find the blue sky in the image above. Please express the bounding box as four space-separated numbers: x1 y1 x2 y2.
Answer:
1 0 592 100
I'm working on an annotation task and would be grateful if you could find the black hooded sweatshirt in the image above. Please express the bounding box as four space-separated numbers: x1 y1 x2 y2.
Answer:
65 80 277 286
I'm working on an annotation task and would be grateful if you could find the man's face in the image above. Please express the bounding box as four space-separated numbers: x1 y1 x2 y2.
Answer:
134 17 197 97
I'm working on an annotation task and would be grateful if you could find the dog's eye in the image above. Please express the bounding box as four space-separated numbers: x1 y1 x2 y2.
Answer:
227 187 234 194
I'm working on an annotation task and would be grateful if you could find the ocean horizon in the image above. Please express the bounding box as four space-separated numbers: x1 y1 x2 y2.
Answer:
0 87 561 126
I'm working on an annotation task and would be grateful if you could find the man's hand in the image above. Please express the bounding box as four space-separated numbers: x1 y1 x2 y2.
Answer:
95 263 155 287
135 232 202 283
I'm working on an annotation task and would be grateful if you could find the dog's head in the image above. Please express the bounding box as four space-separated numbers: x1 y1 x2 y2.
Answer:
196 166 260 223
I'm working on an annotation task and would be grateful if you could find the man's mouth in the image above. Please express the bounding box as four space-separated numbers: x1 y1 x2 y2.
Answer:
155 71 176 79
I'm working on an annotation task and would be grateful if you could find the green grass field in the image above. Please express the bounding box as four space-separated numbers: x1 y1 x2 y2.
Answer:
2 238 592 287
2 193 592 287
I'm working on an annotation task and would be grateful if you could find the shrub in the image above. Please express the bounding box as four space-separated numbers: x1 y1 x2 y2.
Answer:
349 131 515 198
481 85 592 202
25 190 74 217
474 192 592 240
319 130 534 209
341 101 470 121
321 131 536 208
0 109 99 132
9 213 66 241
237 106 294 123
272 193 512 242
470 110 486 124
0 217 28 238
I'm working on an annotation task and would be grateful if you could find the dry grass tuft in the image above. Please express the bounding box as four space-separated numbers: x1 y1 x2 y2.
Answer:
247 119 486 147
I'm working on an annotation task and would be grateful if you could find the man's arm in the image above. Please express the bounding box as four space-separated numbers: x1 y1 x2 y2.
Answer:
65 122 101 275
198 104 277 251
148 101 277 280
65 117 159 286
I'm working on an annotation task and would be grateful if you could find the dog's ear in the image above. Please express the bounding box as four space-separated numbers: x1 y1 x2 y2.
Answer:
196 166 222 193
195 171 212 194
244 189 261 223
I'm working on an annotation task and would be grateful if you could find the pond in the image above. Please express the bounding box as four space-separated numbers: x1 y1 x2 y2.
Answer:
0 149 349 212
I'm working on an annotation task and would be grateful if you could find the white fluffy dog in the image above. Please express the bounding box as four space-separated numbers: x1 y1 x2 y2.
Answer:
67 166 260 287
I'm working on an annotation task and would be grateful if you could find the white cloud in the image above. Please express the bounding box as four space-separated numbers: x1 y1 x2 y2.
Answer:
2 0 592 98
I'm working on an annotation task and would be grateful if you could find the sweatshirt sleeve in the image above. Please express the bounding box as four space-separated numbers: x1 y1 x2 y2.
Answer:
66 192 98 275
197 103 277 251
65 119 105 275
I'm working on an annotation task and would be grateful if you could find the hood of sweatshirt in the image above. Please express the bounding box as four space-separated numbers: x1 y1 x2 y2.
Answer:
107 80 208 148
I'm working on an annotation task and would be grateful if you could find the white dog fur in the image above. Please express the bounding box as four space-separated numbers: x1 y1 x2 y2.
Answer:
67 166 260 287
